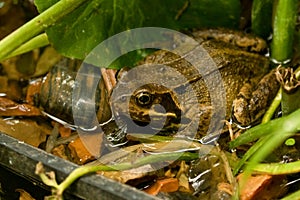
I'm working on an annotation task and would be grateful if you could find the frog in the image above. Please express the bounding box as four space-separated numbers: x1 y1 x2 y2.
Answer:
110 29 280 140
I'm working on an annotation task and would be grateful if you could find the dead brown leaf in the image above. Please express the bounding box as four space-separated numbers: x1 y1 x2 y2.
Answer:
68 137 96 165
52 144 69 161
26 80 41 105
238 173 287 200
0 97 41 116
144 177 179 196
98 164 155 184
0 118 51 147
16 189 35 200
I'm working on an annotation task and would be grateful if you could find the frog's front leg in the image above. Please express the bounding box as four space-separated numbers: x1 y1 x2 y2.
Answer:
232 70 280 127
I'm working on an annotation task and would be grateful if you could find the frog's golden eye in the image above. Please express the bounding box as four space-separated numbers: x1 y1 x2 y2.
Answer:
135 92 152 106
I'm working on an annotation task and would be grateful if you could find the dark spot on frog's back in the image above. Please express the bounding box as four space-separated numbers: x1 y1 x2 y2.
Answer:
158 66 166 73
174 84 187 95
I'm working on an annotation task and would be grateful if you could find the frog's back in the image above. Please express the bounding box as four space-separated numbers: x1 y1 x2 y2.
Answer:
140 38 269 137
142 39 269 108
200 40 269 110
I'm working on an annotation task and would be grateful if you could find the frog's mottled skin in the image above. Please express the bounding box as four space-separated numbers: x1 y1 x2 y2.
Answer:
111 30 279 138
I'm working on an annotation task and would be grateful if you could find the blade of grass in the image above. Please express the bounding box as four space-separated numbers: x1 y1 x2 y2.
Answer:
252 160 300 175
281 189 300 200
0 0 87 61
229 109 300 149
239 109 300 189
229 118 280 149
232 135 272 175
239 130 295 189
231 109 300 174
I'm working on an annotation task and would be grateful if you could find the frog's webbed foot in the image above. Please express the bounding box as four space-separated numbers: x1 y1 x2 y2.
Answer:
231 70 280 127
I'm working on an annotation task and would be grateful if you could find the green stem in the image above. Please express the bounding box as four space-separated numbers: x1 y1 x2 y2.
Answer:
261 87 282 123
39 172 59 188
271 0 297 63
55 152 198 196
282 86 300 116
251 0 273 39
0 0 87 61
56 164 116 196
262 66 300 123
281 67 300 116
1 33 49 61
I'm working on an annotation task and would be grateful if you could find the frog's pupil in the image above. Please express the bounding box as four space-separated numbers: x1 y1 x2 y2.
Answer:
136 92 151 105
139 95 149 104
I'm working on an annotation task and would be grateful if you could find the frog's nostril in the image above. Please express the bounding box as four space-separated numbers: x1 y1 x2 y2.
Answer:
120 95 127 102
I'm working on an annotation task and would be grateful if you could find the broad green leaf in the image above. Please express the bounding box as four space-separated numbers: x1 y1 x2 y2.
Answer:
35 0 240 68
251 0 273 39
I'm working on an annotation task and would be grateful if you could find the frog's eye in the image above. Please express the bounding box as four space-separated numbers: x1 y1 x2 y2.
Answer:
135 92 152 106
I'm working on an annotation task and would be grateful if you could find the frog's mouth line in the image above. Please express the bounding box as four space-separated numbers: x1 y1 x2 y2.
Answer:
114 110 191 134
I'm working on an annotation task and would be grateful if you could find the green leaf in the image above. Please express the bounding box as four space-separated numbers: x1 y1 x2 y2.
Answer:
35 0 241 67
0 0 87 61
251 0 273 39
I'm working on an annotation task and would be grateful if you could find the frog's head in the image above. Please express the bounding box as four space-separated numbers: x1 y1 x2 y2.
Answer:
111 83 188 134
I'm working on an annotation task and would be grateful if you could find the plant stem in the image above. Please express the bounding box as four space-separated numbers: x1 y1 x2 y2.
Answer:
280 67 300 116
251 0 273 39
282 86 300 116
0 0 88 61
262 66 300 123
271 0 297 63
1 33 49 61
54 152 198 196
261 87 282 123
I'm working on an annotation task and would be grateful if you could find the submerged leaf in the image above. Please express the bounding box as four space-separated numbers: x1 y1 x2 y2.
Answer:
0 97 41 117
237 173 287 200
0 118 51 147
144 177 179 195
98 164 155 184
